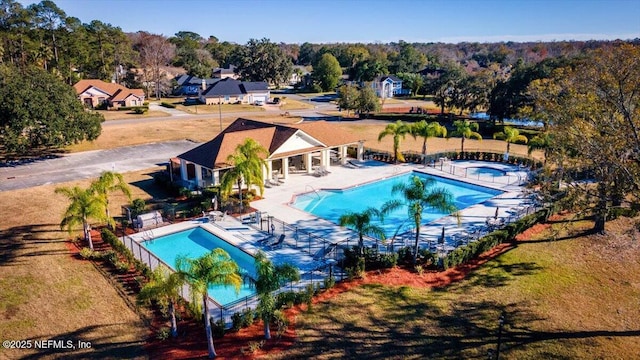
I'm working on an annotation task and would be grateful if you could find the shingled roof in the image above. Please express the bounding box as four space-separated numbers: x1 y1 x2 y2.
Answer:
201 78 269 98
178 118 360 170
74 79 144 99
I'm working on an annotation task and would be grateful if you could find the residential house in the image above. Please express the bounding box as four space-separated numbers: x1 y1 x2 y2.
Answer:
289 65 311 86
199 78 269 105
212 65 238 79
173 118 364 189
173 75 218 96
74 79 145 109
371 75 408 98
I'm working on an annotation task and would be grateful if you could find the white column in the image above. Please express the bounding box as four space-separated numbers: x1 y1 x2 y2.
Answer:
305 153 313 174
322 149 330 170
263 160 273 182
282 157 289 179
340 146 348 165
213 170 220 185
195 165 203 188
180 159 188 181
357 141 364 161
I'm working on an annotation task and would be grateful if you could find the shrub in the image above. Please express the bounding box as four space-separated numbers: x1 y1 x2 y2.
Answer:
103 250 118 265
272 310 288 338
133 107 146 114
275 291 297 308
231 312 243 331
323 275 335 289
79 247 95 259
240 308 255 328
156 327 170 341
242 340 265 355
115 261 129 273
211 317 226 338
160 101 177 108
130 198 147 218
414 265 425 275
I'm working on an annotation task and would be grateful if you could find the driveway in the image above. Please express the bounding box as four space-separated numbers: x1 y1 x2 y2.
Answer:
0 140 199 192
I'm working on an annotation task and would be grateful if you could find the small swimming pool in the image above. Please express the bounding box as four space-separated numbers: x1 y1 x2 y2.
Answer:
142 227 255 306
292 171 502 237
465 167 506 177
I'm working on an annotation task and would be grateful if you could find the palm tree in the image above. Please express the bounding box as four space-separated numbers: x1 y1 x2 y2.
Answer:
382 176 458 264
89 171 132 225
410 120 447 165
528 131 552 165
450 119 482 154
377 120 411 163
220 138 269 213
138 265 185 338
494 126 528 159
339 207 386 255
253 251 299 340
176 249 241 358
56 186 111 250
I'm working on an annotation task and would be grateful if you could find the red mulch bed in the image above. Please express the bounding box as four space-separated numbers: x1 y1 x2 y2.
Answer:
65 219 557 360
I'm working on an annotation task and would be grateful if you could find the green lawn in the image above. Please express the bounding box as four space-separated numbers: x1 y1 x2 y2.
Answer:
272 217 640 359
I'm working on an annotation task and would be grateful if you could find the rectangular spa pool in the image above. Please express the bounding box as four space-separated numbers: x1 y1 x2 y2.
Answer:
292 171 502 237
142 226 255 306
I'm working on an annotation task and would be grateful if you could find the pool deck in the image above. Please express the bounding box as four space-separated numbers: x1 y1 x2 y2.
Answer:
129 160 535 271
251 159 534 252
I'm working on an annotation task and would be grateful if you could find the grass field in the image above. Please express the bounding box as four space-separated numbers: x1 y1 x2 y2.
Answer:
272 216 640 359
97 109 170 121
66 115 536 159
0 169 164 359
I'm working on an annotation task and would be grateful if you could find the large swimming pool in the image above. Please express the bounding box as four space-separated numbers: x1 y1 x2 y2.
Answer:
142 227 255 306
292 171 502 236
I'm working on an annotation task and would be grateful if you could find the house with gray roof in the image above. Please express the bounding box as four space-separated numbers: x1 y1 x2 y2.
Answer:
198 78 270 105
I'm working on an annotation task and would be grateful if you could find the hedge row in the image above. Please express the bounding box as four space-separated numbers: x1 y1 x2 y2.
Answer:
118 105 149 111
100 228 152 278
442 207 554 269
160 102 177 108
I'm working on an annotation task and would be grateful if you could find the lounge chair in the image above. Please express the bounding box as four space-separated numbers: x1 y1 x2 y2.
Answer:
257 234 274 245
312 243 336 260
266 234 286 250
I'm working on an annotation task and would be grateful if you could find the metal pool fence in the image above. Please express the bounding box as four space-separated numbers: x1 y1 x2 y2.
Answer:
120 231 336 326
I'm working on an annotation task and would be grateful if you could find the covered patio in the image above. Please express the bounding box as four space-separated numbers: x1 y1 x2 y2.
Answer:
174 118 364 189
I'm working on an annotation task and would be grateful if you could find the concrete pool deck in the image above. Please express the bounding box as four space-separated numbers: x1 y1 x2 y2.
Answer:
251 159 534 252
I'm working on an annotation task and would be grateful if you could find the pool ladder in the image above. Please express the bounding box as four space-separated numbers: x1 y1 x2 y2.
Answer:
305 185 321 198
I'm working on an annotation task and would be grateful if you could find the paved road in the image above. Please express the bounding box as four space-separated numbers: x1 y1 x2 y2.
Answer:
0 140 199 192
0 95 341 192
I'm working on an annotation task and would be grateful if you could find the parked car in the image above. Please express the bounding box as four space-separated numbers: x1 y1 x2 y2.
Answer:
272 97 281 104
254 100 264 106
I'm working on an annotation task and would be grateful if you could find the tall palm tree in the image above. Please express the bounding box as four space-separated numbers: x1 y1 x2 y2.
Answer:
410 120 447 165
89 171 132 224
450 119 482 154
253 251 299 340
220 138 269 213
176 249 241 358
528 131 552 165
339 207 386 255
382 176 458 264
138 265 185 338
493 126 528 159
56 186 111 250
377 120 411 163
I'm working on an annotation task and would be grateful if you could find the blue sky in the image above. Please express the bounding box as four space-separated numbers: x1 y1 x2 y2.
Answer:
19 0 640 43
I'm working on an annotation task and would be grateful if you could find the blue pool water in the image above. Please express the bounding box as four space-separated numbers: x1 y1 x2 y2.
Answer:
292 172 501 237
465 167 506 177
142 227 255 306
